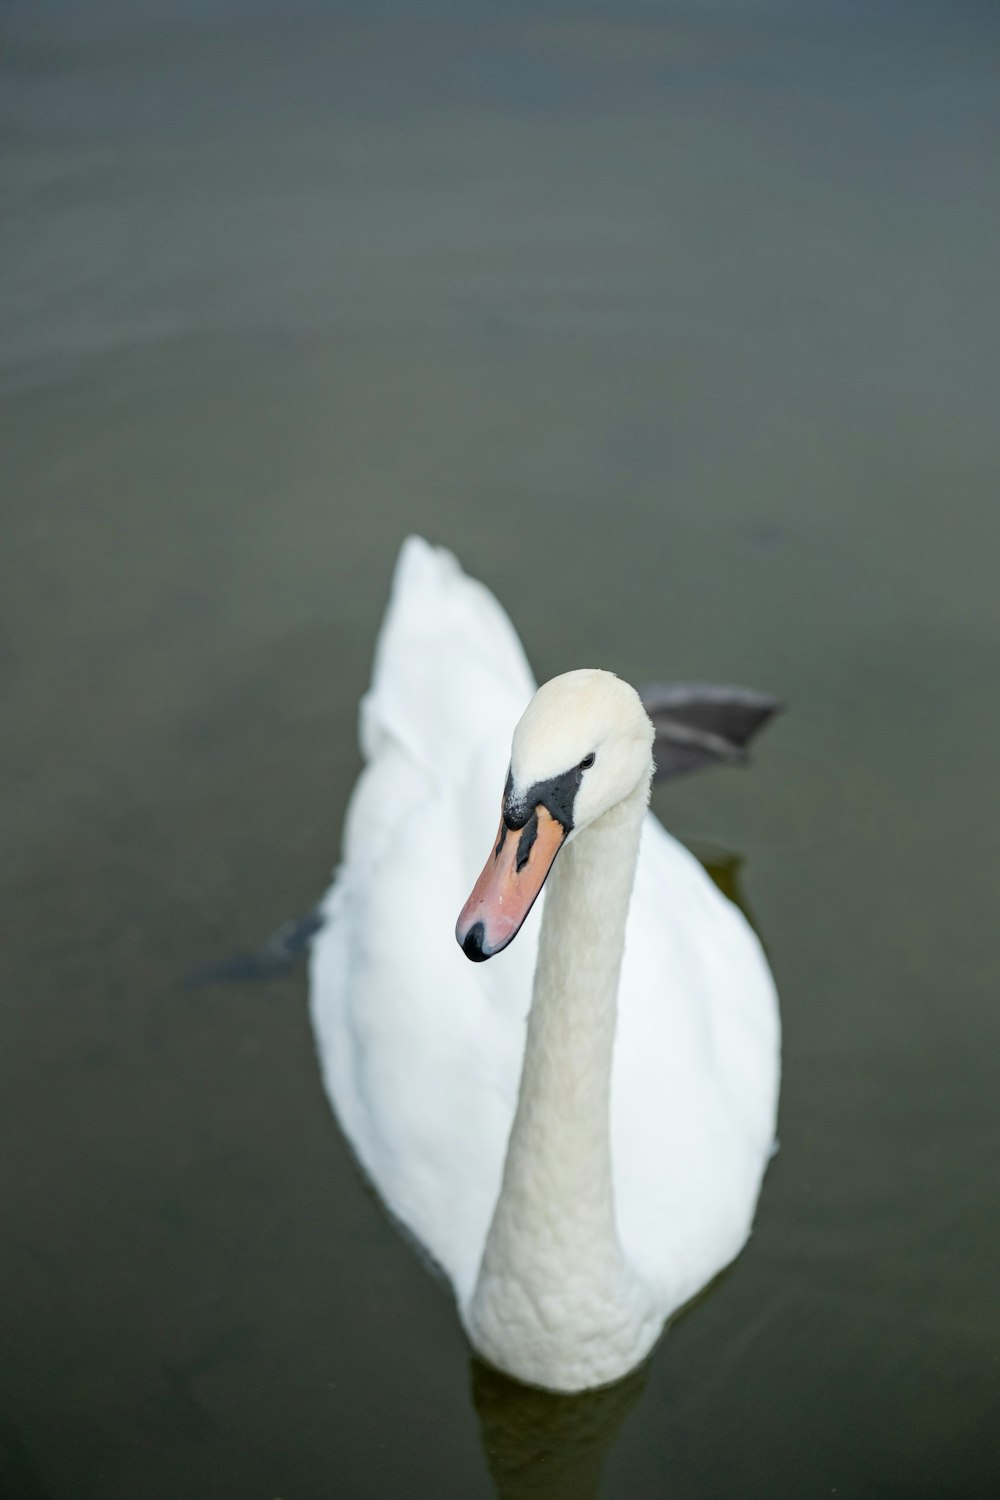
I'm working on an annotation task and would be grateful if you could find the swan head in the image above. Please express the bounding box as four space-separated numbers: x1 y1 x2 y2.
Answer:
456 670 654 962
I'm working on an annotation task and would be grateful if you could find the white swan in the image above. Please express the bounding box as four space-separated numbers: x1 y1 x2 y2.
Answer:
310 537 780 1392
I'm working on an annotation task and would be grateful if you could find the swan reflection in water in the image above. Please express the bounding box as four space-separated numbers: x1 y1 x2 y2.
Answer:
471 1355 649 1500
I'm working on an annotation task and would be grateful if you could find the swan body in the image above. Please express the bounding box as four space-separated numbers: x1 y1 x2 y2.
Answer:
310 537 780 1392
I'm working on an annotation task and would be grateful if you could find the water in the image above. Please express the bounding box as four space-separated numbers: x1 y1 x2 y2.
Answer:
2 3 998 1495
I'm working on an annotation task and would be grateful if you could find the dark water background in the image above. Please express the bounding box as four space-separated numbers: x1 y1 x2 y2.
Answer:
2 2 998 1495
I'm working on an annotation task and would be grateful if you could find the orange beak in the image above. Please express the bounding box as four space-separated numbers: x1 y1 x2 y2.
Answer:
456 803 567 961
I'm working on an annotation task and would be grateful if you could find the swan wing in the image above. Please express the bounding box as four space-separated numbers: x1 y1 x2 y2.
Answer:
310 538 539 1301
612 816 780 1306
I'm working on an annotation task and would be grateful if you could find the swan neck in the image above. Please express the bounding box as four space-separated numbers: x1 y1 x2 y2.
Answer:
466 774 654 1388
523 780 648 1197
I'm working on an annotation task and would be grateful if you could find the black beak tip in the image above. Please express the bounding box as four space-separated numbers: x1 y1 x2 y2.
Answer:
460 921 490 963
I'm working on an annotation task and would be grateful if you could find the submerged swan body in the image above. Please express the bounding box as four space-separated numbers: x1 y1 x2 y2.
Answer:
310 538 780 1392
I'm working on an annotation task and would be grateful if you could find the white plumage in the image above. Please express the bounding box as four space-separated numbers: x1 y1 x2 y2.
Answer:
310 536 780 1391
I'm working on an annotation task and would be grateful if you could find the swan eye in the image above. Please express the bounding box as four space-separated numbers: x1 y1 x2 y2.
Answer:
579 753 596 771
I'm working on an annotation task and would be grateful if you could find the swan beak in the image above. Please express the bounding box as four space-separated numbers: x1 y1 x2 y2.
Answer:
456 804 566 962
